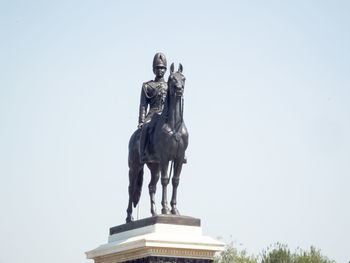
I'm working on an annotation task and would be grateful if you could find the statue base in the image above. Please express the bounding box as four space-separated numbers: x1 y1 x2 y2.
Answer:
85 215 225 263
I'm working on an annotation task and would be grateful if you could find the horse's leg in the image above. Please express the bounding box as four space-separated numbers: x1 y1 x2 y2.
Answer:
126 167 136 223
160 162 170 214
170 157 184 215
147 163 160 216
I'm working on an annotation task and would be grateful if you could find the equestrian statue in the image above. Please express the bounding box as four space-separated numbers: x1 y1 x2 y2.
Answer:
126 53 188 223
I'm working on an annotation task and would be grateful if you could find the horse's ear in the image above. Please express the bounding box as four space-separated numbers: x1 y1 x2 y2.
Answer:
178 63 183 73
170 63 175 73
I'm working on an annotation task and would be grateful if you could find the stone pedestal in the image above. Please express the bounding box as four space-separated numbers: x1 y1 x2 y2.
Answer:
86 215 225 263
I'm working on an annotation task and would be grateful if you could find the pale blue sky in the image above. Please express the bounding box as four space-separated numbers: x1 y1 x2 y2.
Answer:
1 1 349 262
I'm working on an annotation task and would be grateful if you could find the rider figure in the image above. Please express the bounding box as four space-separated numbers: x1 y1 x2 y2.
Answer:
138 52 168 163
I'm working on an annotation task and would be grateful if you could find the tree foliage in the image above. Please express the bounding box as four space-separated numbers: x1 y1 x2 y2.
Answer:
214 242 258 263
293 246 335 263
261 243 292 263
214 242 336 263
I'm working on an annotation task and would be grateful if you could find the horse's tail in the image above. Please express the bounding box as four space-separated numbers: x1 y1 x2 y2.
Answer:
132 167 144 208
128 129 144 208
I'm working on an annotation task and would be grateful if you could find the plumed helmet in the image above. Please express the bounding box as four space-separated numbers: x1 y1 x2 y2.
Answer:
153 52 167 69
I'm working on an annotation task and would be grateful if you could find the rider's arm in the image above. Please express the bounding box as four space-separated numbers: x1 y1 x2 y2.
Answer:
138 84 148 127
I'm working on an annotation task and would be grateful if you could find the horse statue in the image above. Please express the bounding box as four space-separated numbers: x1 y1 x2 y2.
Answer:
126 63 188 223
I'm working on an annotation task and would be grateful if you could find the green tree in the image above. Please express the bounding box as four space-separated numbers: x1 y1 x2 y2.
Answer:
260 243 292 263
214 242 336 263
293 246 335 263
214 242 258 263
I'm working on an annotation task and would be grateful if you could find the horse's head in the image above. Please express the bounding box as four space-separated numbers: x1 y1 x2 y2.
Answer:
168 63 185 98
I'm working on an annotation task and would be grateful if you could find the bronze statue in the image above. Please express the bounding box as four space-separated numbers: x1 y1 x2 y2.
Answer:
126 53 188 223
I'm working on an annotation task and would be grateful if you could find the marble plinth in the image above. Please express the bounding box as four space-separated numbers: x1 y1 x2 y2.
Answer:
86 215 225 263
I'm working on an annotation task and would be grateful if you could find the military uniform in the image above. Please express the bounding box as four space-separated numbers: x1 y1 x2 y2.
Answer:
139 80 168 125
139 53 168 162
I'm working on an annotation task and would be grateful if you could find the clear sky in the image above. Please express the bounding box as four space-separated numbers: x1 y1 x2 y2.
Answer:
1 1 349 262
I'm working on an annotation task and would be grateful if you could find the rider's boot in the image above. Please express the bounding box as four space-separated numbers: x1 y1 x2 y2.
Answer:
140 126 148 163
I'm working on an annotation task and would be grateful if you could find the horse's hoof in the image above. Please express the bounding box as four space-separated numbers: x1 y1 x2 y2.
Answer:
161 207 171 215
126 215 134 223
151 212 158 217
151 203 157 216
171 208 180 215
